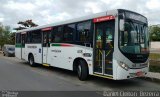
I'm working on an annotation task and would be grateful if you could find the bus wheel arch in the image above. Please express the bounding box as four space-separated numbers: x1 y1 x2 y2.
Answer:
73 58 89 81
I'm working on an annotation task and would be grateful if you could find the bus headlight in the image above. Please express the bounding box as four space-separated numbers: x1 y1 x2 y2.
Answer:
119 62 129 71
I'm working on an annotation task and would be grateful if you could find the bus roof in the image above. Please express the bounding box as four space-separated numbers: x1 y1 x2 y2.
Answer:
16 9 119 33
16 9 146 33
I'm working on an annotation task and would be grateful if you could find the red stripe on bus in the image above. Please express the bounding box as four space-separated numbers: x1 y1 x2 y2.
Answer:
60 44 73 47
42 27 52 31
93 15 115 23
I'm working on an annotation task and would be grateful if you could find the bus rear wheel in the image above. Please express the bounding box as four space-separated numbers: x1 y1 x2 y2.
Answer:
29 54 36 67
77 60 88 81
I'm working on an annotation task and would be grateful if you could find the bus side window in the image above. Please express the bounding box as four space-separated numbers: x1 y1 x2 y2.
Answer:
30 30 41 43
21 34 26 47
52 26 63 43
63 24 75 42
26 32 31 43
77 21 91 42
16 33 21 43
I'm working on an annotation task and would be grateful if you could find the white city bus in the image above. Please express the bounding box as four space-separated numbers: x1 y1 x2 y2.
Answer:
15 9 149 80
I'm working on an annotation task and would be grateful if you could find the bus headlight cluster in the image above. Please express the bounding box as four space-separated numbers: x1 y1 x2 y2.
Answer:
119 62 129 71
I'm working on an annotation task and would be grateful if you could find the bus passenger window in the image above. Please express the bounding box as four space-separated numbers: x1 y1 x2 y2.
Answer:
43 34 46 47
49 34 52 43
16 33 21 43
77 21 91 42
54 34 61 42
64 24 75 42
52 26 63 43
30 30 41 43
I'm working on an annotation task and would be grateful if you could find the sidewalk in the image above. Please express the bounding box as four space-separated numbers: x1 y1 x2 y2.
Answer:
145 72 160 81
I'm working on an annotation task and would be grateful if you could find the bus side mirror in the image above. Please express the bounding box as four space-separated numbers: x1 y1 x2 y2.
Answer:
120 19 124 31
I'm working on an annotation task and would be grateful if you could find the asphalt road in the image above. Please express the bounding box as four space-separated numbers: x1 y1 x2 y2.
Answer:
0 54 160 96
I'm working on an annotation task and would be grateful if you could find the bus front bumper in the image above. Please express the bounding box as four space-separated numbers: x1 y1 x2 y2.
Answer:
116 66 148 80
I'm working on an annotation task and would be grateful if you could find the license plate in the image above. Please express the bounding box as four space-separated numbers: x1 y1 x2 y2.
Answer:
136 71 143 76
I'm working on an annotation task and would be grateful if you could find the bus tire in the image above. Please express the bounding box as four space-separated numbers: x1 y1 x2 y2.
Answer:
28 54 36 67
77 60 88 81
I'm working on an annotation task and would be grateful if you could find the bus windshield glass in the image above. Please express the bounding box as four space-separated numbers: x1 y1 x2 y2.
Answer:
119 20 149 54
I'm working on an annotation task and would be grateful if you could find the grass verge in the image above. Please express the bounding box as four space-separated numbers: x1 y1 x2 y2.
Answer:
149 53 160 73
149 53 160 61
149 65 160 73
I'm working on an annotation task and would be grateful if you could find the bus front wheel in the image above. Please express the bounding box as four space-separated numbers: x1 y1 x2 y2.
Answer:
77 60 88 81
29 54 36 67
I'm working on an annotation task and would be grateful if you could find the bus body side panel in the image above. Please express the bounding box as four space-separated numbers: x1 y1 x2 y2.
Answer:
15 46 21 59
48 44 93 75
22 48 25 59
42 47 48 64
25 44 42 64
24 45 28 61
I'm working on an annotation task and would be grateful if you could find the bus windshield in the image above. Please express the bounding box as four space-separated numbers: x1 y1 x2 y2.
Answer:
119 20 149 54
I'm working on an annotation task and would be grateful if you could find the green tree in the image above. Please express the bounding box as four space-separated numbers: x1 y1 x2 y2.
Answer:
14 19 38 30
9 32 15 45
149 25 160 41
0 24 12 50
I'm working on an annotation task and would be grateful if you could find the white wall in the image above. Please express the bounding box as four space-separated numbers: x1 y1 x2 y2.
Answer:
151 42 160 49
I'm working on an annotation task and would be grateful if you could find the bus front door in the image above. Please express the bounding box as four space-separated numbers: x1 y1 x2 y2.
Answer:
94 21 114 76
42 31 50 64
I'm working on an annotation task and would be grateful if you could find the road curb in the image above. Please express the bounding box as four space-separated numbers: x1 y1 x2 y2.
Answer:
139 76 160 83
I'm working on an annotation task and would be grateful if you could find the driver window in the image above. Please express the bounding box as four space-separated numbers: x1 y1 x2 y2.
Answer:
124 31 128 46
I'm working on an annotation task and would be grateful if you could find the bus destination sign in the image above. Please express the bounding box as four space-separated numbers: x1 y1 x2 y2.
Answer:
125 12 147 23
93 15 115 23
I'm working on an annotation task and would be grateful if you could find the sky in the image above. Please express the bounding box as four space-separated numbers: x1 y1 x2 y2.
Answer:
0 0 160 29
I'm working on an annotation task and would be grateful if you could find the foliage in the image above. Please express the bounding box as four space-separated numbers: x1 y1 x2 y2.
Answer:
149 65 160 73
14 20 38 30
0 24 15 50
149 53 160 73
149 25 160 41
149 53 160 60
9 32 15 45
